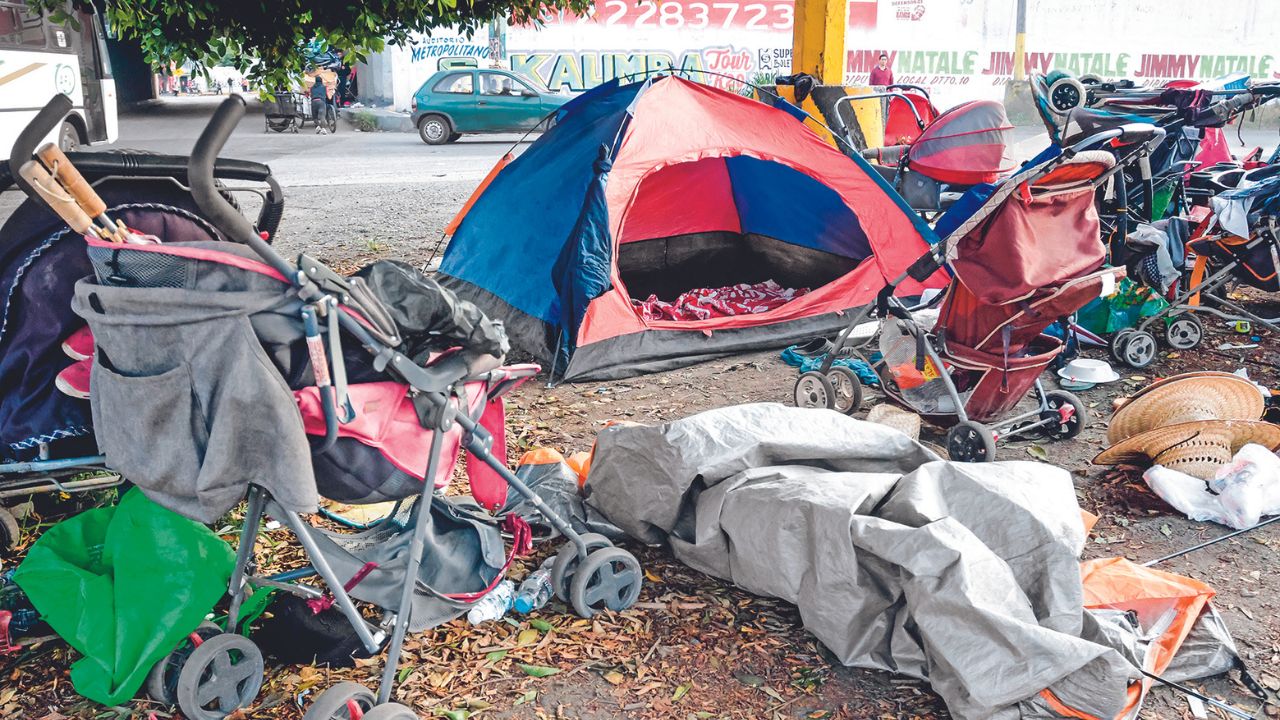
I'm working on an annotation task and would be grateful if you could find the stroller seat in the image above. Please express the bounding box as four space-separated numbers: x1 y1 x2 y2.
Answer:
74 237 524 521
1189 232 1280 293
297 364 538 508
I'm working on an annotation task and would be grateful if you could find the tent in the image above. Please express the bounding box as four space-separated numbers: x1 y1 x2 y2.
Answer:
439 76 944 381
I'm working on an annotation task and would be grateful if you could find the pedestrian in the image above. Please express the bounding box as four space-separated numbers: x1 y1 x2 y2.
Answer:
869 52 894 86
310 76 330 134
336 65 351 108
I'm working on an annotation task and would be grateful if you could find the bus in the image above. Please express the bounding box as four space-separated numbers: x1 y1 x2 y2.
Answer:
0 0 116 157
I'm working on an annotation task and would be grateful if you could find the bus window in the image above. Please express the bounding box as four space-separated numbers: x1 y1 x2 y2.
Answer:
0 2 46 48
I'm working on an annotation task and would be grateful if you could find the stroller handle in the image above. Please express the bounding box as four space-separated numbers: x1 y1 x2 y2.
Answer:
189 96 296 279
10 94 72 200
1068 124 1164 155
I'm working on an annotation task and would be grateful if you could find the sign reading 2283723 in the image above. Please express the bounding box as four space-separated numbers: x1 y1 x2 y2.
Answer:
538 0 794 31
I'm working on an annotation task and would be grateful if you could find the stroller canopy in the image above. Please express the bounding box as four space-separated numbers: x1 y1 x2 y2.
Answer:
907 100 1014 185
440 76 943 381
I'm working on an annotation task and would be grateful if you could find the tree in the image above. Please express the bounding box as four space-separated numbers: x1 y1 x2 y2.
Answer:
35 0 588 89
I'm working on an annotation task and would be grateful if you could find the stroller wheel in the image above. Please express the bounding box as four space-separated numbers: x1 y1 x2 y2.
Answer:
1165 315 1204 351
302 681 377 720
1119 330 1158 369
569 547 644 618
552 533 614 602
362 702 419 719
1041 391 1087 440
794 371 835 410
826 366 864 415
145 621 221 706
946 421 996 463
1108 330 1135 362
1047 76 1086 115
175 633 264 720
0 506 19 556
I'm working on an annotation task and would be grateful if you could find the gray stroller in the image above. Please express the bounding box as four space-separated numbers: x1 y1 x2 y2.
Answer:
13 96 644 720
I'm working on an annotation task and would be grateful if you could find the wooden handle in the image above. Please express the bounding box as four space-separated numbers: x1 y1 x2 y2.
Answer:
18 161 96 235
36 143 107 218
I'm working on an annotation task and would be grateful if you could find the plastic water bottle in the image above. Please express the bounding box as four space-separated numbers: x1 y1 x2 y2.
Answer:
514 558 555 614
466 579 514 625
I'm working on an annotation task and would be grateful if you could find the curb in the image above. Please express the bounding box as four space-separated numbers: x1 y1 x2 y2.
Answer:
338 108 413 133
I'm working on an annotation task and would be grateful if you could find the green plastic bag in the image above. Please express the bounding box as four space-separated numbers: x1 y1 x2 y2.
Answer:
1076 277 1169 335
13 488 234 705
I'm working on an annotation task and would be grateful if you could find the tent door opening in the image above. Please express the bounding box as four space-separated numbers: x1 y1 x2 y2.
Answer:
614 155 871 315
617 231 857 301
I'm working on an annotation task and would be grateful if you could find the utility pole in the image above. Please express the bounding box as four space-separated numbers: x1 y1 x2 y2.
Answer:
1012 0 1027 81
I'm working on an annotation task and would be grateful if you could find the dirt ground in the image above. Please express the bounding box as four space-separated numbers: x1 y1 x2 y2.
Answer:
4 275 1280 719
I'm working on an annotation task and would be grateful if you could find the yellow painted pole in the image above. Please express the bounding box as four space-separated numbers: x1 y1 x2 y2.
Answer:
1013 0 1027 81
790 0 846 84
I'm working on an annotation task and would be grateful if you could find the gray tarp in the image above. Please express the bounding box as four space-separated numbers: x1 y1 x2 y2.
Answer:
584 404 1236 719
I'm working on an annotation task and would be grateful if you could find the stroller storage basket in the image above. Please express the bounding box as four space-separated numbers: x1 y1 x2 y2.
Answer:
939 268 1122 354
947 335 1063 424
72 271 317 524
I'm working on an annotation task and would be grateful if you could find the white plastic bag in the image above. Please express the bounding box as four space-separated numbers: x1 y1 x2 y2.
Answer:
1210 444 1280 529
1143 444 1280 530
1144 466 1235 526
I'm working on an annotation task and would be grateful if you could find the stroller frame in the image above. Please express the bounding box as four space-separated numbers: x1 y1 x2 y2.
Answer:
265 90 338 134
13 96 643 718
1112 215 1280 368
794 125 1143 460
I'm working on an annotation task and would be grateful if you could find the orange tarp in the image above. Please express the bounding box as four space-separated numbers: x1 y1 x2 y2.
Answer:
1081 557 1217 718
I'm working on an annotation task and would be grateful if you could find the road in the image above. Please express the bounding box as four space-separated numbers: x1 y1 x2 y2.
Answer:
101 95 535 265
10 94 1280 268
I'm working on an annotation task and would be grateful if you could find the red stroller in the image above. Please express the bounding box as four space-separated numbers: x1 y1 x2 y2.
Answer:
794 131 1140 461
858 98 1015 215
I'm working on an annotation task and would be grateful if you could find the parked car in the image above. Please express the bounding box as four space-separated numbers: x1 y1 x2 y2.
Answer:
411 69 570 145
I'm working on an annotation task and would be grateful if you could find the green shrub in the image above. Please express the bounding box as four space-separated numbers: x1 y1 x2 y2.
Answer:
351 110 379 132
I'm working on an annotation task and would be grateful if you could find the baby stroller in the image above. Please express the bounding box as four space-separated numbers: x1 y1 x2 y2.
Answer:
14 96 644 719
1110 167 1280 367
0 111 286 556
857 98 1014 215
793 129 1138 462
265 90 338 134
1032 72 1280 254
833 83 939 148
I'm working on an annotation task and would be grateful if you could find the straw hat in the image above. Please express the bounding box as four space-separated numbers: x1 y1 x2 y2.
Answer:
1094 419 1280 480
1106 372 1264 445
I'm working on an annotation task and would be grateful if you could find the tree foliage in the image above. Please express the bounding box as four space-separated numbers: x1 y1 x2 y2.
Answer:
35 0 590 89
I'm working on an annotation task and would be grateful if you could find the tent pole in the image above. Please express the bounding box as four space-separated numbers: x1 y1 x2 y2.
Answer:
1141 515 1280 567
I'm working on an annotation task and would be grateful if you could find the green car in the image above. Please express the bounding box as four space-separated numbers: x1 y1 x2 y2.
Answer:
411 69 570 145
